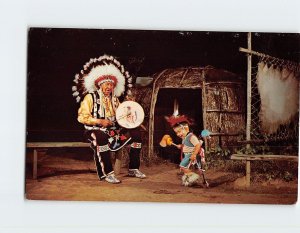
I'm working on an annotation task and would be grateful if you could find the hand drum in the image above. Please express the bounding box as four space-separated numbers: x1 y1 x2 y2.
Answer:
116 101 144 129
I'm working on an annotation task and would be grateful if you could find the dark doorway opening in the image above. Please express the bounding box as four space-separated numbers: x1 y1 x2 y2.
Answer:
154 88 203 163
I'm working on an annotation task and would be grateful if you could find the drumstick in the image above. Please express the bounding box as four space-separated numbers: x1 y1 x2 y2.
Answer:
140 124 147 131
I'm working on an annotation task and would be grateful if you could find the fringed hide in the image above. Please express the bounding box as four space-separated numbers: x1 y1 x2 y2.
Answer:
256 62 299 135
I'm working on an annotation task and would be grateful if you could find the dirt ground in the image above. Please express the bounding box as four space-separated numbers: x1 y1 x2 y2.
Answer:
25 149 298 204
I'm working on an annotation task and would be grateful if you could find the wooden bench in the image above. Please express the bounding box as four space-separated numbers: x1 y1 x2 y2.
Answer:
26 142 91 179
230 154 298 187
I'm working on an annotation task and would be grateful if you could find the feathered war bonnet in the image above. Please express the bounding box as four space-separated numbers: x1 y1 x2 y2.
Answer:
72 55 133 103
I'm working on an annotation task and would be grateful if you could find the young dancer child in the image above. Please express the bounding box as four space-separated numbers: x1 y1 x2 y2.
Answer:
165 115 200 177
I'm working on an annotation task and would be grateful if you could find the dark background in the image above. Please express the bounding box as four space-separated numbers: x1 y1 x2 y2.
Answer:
26 28 300 142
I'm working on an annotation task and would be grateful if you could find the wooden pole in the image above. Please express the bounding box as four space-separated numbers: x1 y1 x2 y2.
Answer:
246 32 252 148
246 160 251 187
148 70 168 159
202 78 208 151
246 32 252 188
239 47 300 70
33 149 38 180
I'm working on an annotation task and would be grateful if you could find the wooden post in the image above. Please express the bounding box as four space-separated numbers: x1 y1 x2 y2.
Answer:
246 32 252 148
148 70 168 159
246 160 251 187
33 149 38 180
246 32 252 187
148 88 159 159
202 79 208 151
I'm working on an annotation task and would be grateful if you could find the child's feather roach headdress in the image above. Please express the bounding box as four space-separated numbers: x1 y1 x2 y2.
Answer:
165 99 194 127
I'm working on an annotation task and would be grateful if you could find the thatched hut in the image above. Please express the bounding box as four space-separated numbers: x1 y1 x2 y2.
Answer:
132 66 246 161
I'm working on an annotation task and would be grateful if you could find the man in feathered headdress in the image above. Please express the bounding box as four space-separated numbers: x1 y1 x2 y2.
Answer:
73 55 146 184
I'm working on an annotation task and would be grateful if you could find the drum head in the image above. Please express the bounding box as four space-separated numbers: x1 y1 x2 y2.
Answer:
116 101 144 129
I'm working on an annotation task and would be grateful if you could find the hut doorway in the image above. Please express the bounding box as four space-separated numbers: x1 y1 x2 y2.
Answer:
154 88 203 163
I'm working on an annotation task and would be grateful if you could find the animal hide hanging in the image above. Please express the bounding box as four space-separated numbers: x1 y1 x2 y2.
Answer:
256 62 299 135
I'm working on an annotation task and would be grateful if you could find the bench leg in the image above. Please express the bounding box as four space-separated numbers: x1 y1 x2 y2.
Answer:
246 160 251 187
33 149 38 179
114 150 123 175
